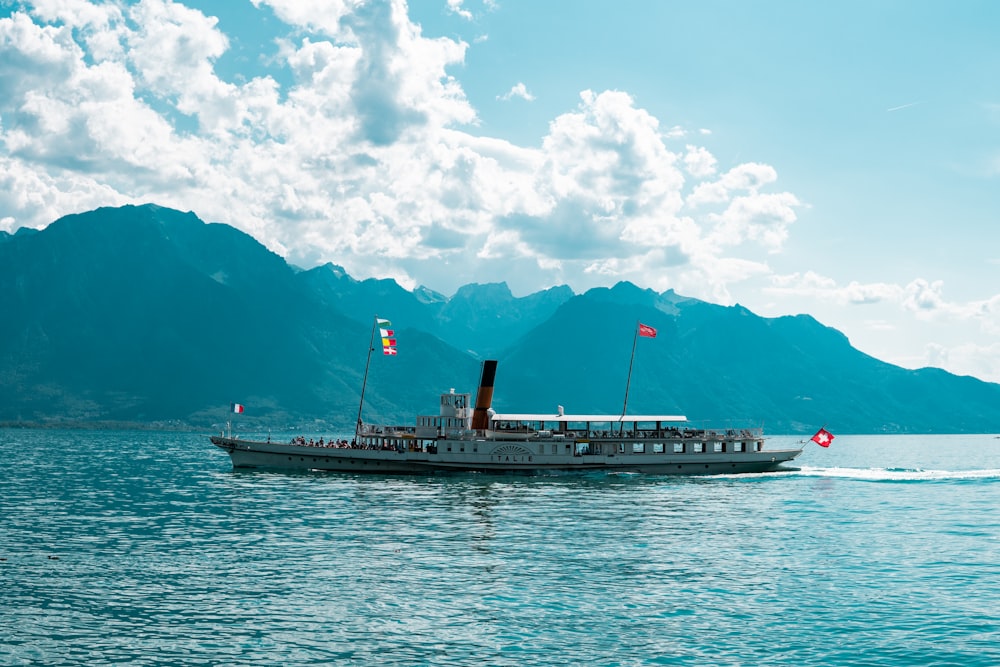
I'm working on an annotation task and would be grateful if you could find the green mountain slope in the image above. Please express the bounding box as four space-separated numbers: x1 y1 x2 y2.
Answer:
1 204 997 434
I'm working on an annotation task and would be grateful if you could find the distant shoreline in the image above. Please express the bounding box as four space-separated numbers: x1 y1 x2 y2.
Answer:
0 420 201 431
0 420 351 433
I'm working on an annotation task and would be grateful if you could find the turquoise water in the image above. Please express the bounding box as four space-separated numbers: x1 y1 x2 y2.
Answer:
1 430 998 666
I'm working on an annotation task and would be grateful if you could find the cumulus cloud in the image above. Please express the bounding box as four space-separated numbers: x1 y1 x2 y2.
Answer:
902 278 947 313
767 272 1000 338
682 145 716 178
768 271 916 307
250 0 361 38
445 0 472 20
0 0 803 303
497 82 534 102
928 341 1000 380
688 162 778 207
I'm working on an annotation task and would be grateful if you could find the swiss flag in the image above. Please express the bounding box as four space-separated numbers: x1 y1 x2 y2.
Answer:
638 323 657 338
810 427 834 447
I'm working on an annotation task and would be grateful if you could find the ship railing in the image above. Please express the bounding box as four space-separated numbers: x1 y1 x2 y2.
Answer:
359 424 416 437
492 423 537 435
578 426 763 441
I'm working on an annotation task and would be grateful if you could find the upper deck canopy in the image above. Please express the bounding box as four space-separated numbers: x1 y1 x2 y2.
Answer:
491 413 687 424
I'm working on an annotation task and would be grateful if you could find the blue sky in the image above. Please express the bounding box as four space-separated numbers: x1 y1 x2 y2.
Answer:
1 0 999 382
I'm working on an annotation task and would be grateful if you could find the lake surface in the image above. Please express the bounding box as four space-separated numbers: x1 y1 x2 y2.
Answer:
1 430 998 666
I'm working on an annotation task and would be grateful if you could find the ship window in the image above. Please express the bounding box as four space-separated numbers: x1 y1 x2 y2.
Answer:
539 445 544 455
618 443 625 454
694 442 705 453
673 442 684 453
714 442 725 453
653 443 664 453
632 443 645 454
735 442 745 452
551 444 558 454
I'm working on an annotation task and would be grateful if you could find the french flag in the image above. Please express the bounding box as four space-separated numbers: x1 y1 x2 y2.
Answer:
231 403 245 414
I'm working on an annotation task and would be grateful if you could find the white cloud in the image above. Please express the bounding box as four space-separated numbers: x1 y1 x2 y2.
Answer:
0 0 801 305
251 0 361 38
768 271 910 307
767 272 1000 336
840 280 902 305
683 144 716 178
497 82 534 102
446 0 472 20
902 278 947 314
926 341 1000 381
706 191 799 251
688 162 779 208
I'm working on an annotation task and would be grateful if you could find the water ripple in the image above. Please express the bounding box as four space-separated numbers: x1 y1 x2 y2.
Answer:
1 430 999 666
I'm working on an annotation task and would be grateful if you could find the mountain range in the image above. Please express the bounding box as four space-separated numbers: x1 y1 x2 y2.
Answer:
2 203 998 434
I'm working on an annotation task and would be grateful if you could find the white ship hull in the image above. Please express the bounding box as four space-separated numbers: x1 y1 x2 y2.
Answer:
211 434 802 475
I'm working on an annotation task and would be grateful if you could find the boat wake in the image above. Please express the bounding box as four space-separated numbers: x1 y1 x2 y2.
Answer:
770 465 1000 483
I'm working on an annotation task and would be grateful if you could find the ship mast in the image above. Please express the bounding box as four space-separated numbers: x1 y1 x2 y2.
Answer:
621 320 640 419
622 320 657 427
354 315 380 442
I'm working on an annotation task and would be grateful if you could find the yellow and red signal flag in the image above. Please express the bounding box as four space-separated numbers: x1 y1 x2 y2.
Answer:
378 318 397 355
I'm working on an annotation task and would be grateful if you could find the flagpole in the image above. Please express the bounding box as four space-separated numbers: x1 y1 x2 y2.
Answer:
355 315 379 443
621 320 640 419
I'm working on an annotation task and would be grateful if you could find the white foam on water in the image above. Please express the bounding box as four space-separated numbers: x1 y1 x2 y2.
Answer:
786 465 1000 482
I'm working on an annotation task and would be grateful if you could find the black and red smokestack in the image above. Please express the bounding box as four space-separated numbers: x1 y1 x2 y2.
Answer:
471 360 498 430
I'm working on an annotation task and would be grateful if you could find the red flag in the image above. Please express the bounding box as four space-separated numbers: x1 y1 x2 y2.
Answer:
638 323 657 338
383 347 397 356
810 427 834 447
